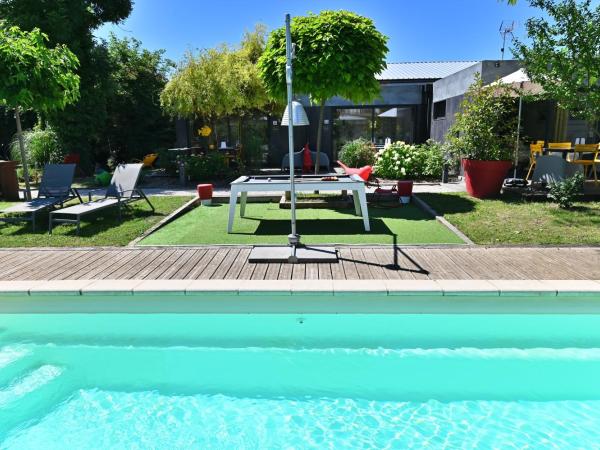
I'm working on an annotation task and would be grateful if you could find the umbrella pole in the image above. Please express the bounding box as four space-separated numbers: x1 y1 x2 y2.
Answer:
514 95 523 179
285 14 300 261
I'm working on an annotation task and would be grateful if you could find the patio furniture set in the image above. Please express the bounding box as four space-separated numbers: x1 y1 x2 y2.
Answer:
526 141 600 183
0 163 154 235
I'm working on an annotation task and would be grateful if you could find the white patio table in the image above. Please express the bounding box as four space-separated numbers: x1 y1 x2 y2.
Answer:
227 174 370 233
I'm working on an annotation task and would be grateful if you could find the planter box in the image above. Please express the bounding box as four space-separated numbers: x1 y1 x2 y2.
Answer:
462 159 512 199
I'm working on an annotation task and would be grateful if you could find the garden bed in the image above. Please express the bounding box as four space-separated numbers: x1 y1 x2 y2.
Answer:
419 192 600 245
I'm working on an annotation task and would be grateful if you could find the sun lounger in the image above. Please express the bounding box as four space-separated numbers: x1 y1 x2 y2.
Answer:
0 164 80 231
49 163 154 235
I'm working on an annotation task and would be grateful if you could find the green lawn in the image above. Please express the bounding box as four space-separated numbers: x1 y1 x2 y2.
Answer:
0 196 192 247
419 192 600 245
140 201 463 246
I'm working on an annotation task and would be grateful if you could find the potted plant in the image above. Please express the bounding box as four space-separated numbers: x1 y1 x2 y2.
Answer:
374 141 417 203
448 74 518 198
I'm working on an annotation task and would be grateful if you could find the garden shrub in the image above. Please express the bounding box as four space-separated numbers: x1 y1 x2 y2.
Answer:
373 140 444 180
418 139 445 178
447 74 518 162
339 138 376 167
10 126 65 168
548 173 584 209
186 152 231 181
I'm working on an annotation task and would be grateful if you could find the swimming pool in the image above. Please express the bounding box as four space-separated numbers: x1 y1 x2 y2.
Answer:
2 310 600 448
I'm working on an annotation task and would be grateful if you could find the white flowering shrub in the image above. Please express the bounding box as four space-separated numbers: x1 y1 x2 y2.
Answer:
373 140 445 180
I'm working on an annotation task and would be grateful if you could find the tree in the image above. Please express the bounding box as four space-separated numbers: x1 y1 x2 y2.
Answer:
161 26 273 141
513 0 600 138
0 0 133 169
258 11 388 173
0 24 79 199
103 34 175 164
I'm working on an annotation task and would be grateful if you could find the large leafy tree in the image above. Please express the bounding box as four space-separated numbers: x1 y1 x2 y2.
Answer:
103 34 175 164
513 0 600 137
161 26 273 139
258 10 388 172
0 0 133 169
0 24 79 199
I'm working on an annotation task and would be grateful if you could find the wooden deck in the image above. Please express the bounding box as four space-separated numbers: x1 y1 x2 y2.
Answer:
0 246 598 280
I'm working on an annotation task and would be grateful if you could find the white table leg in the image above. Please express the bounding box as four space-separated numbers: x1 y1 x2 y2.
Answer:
240 191 248 217
358 188 370 231
352 190 362 215
227 188 239 233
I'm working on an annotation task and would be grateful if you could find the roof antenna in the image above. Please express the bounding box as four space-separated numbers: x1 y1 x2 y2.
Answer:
499 21 515 61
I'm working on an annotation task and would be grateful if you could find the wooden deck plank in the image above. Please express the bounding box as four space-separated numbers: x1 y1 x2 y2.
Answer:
329 259 345 279
151 249 189 279
4 246 600 281
0 251 50 278
305 263 319 280
195 248 230 279
318 262 332 280
134 249 177 280
291 263 306 280
94 250 145 280
211 248 242 279
10 250 87 280
0 250 36 270
277 262 293 280
224 248 252 280
182 249 218 279
157 249 198 279
251 263 269 280
60 250 126 280
264 263 281 280
113 249 165 279
338 248 359 279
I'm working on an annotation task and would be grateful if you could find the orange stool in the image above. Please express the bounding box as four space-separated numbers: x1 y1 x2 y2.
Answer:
197 184 213 205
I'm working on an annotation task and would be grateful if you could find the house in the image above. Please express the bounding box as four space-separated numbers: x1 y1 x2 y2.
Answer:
174 59 597 168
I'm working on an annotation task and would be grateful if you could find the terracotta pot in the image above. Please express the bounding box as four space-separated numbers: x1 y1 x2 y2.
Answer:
462 159 512 199
397 180 413 204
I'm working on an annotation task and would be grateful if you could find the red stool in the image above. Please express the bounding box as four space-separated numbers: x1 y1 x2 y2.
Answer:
197 184 213 205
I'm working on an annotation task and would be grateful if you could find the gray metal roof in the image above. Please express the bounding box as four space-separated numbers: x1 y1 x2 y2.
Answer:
377 61 479 81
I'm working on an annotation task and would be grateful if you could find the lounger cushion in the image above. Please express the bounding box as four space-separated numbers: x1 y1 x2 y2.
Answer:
51 198 120 216
1 198 63 214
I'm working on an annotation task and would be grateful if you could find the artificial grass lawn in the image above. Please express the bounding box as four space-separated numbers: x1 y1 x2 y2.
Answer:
141 201 463 246
0 196 192 248
419 192 600 245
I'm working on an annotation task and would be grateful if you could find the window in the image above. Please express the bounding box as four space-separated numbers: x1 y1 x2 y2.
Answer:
433 100 446 120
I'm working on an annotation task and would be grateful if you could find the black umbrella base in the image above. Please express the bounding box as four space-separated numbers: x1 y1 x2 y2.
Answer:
248 245 338 263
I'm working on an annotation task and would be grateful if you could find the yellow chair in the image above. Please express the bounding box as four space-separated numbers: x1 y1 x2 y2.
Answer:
133 153 158 168
547 141 572 155
571 144 600 184
525 143 544 180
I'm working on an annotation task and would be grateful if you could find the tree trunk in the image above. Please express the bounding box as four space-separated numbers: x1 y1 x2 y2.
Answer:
314 99 325 175
15 107 32 201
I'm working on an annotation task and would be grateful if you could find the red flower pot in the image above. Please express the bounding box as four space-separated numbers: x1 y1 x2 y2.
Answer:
462 159 512 199
397 180 413 203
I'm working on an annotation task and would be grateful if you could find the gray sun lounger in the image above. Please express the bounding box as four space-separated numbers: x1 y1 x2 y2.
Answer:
0 164 81 231
49 163 154 235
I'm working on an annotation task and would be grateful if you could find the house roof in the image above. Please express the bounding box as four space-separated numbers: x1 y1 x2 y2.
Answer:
377 61 479 81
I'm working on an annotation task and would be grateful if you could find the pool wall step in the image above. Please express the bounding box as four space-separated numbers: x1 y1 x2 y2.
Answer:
0 279 599 314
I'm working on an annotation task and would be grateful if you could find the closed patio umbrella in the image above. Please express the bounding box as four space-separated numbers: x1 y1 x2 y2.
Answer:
491 69 544 178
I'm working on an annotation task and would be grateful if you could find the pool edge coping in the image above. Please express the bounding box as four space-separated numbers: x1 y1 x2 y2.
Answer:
0 279 599 297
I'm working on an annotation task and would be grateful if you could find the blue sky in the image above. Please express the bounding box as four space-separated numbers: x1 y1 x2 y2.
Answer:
96 0 545 63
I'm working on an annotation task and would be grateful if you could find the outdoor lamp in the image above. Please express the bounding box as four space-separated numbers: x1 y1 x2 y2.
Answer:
281 101 310 126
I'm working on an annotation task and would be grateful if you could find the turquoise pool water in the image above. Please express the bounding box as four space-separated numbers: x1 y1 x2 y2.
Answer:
2 314 600 448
